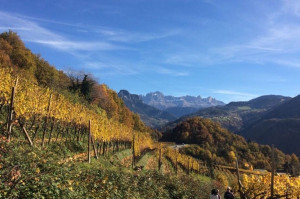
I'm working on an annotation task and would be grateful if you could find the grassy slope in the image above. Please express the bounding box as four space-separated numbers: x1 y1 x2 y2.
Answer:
0 137 226 199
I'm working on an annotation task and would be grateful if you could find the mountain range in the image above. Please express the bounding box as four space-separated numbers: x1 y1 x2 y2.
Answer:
118 90 225 127
118 90 177 127
162 95 290 132
140 91 225 115
119 88 300 156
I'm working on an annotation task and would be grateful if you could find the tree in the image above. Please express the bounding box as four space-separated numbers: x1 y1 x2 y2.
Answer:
80 74 95 102
290 154 300 176
34 56 56 87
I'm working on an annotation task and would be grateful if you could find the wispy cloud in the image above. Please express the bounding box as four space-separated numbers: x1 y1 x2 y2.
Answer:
159 0 300 70
242 45 282 52
2 11 179 45
0 26 32 31
101 29 180 43
0 11 134 53
14 13 179 44
0 10 182 77
83 61 139 76
29 40 122 51
281 0 300 16
164 52 213 67
157 67 189 76
209 1 300 68
270 59 300 68
0 11 60 40
15 14 86 28
212 89 258 99
0 11 124 52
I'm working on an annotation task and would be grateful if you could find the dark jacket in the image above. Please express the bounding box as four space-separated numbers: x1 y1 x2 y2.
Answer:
224 191 234 199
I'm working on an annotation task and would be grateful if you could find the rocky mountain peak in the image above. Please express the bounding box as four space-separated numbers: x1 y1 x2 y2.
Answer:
118 90 140 103
140 91 225 110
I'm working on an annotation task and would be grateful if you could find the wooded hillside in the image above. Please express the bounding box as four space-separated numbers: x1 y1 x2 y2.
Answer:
162 117 300 175
0 31 150 134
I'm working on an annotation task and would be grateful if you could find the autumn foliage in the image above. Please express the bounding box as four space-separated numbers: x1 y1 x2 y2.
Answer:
162 117 300 174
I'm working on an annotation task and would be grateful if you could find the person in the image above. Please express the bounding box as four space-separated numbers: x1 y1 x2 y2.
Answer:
210 189 222 199
224 187 234 199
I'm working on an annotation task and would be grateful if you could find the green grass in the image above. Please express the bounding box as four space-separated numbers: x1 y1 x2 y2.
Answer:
111 149 132 162
136 151 154 167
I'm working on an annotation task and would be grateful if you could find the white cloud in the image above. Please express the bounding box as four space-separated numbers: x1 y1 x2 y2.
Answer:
0 11 183 78
103 29 180 43
271 59 300 68
83 61 139 76
164 52 213 67
0 11 123 52
28 40 121 51
157 67 189 76
15 14 85 28
212 89 258 99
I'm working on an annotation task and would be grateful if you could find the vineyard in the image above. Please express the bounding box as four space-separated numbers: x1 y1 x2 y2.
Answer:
1 66 300 198
0 67 153 156
159 145 300 199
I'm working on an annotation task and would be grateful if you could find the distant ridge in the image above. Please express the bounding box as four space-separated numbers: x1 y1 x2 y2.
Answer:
241 95 300 155
139 91 225 118
162 95 291 132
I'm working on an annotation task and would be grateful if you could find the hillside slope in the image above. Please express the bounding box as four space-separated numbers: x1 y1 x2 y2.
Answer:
161 117 300 174
0 137 220 199
241 95 300 155
0 31 149 133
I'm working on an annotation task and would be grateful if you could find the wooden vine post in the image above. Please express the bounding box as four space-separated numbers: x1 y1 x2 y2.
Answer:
271 145 275 199
42 93 52 147
91 135 98 159
47 118 55 145
7 77 18 142
158 144 162 171
7 78 18 141
175 148 178 175
132 133 135 168
88 120 91 163
236 158 247 199
7 86 15 142
236 159 241 193
187 157 190 175
18 121 33 146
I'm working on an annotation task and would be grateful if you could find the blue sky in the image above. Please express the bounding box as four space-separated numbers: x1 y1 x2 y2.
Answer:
1 0 300 103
